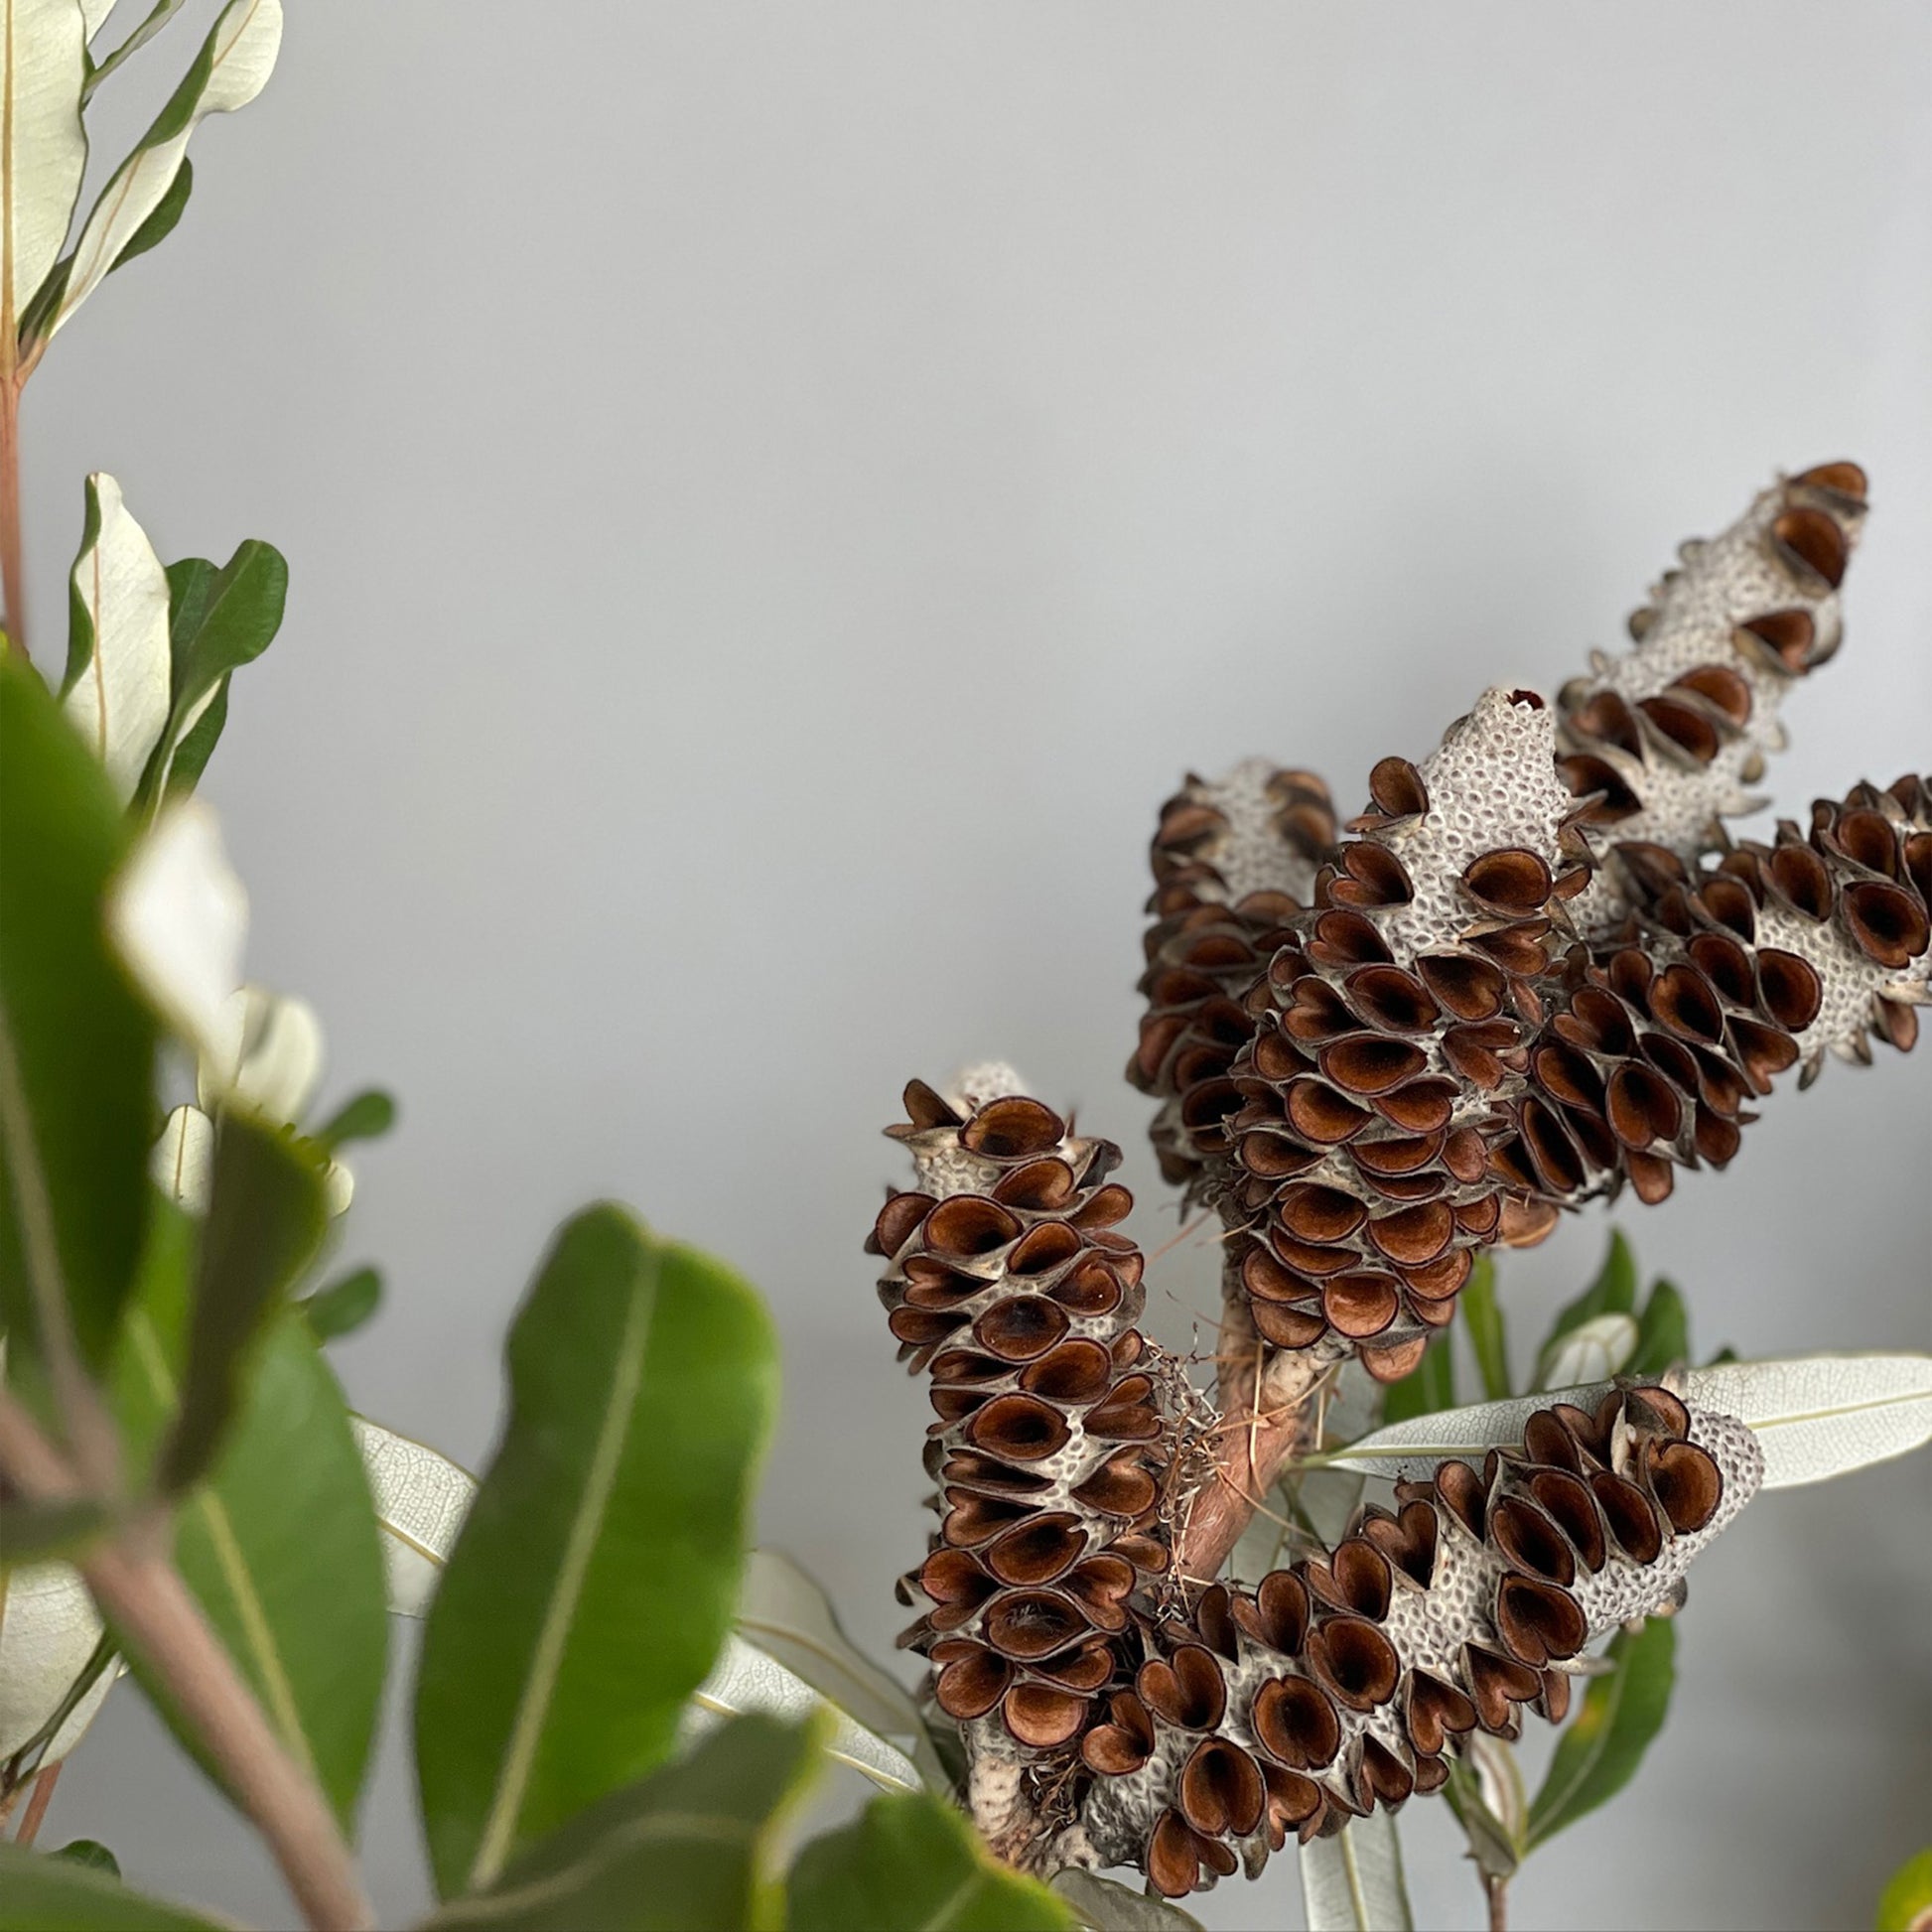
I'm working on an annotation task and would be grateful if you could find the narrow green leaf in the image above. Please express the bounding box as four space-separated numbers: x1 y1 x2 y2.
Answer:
0 656 157 1370
83 0 192 99
302 1265 382 1342
314 1088 396 1150
788 1789 1074 1932
1535 1231 1636 1387
1460 1255 1510 1400
1525 1617 1676 1850
0 1846 217 1929
108 158 193 273
1382 1332 1455 1426
108 1211 387 1828
158 1111 330 1494
1442 1758 1519 1884
1050 1868 1205 1929
0 1498 108 1562
1625 1278 1690 1379
423 1715 821 1932
1877 1849 1932 1932
415 1207 779 1895
51 1843 120 1878
157 676 225 802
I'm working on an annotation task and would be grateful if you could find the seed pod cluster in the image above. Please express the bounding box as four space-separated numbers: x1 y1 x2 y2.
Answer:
868 1070 1188 1759
1130 760 1338 1198
1079 1387 1763 1897
1215 687 1592 1380
1558 463 1869 942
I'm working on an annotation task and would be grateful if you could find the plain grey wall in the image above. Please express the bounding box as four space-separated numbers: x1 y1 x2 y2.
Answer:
29 4 1931 1927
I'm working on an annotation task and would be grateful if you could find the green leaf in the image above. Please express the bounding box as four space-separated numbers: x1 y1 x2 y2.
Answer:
158 1111 330 1494
314 1088 396 1150
423 1715 821 1932
0 1498 108 1562
1525 1616 1676 1851
83 1 192 101
1050 1868 1205 1929
1625 1278 1690 1379
108 1210 387 1829
0 1846 218 1930
1382 1332 1455 1426
1460 1254 1510 1400
1535 1231 1636 1388
0 656 157 1370
302 1265 382 1342
158 676 225 803
134 544 288 811
788 1789 1074 1932
108 158 193 273
1442 1754 1520 1884
1877 1849 1932 1932
415 1207 778 1895
51 1843 119 1878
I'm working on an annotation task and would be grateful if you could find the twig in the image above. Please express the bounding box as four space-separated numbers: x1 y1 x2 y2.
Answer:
0 1392 373 1930
13 1761 61 1846
0 373 24 657
1487 1871 1509 1932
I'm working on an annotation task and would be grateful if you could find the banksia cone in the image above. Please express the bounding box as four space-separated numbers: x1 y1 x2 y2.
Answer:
1558 464 1869 941
1218 688 1591 1378
1131 761 1337 1196
1079 1387 1762 1896
868 1070 1191 1766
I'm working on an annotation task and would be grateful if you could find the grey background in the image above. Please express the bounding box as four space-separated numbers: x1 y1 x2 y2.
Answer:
27 4 1930 1927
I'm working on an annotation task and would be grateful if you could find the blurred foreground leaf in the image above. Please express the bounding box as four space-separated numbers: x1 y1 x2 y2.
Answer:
424 1715 819 1932
1877 1849 1932 1932
0 1845 217 1929
415 1207 778 1894
110 1206 386 1827
788 1788 1073 1932
0 656 155 1370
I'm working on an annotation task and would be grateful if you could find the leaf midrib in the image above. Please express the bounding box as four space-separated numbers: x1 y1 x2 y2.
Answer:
466 1244 659 1889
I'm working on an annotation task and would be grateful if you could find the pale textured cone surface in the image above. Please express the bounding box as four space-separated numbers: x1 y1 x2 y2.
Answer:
1558 463 1868 941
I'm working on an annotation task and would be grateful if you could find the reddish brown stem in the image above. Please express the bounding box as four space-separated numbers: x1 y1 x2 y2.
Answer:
13 1761 62 1846
0 1396 372 1930
0 374 24 658
1488 1871 1509 1932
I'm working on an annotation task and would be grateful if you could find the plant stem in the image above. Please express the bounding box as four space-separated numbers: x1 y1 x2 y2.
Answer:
0 1394 373 1931
1488 1872 1509 1932
13 1761 61 1846
0 372 24 658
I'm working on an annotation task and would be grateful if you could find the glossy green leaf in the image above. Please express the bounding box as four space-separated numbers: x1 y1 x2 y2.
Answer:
1525 1616 1675 1850
134 544 288 810
423 1715 821 1932
109 1209 387 1828
1050 1868 1205 1930
158 1110 330 1493
1382 1332 1454 1426
1877 1849 1932 1932
51 1842 120 1877
0 1847 217 1929
1535 1230 1635 1387
314 1088 396 1149
1460 1255 1510 1400
302 1265 382 1342
415 1206 778 1895
1625 1278 1690 1379
788 1789 1074 1932
0 656 157 1369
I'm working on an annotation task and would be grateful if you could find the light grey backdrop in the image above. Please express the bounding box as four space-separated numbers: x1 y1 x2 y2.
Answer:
30 4 1931 1927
